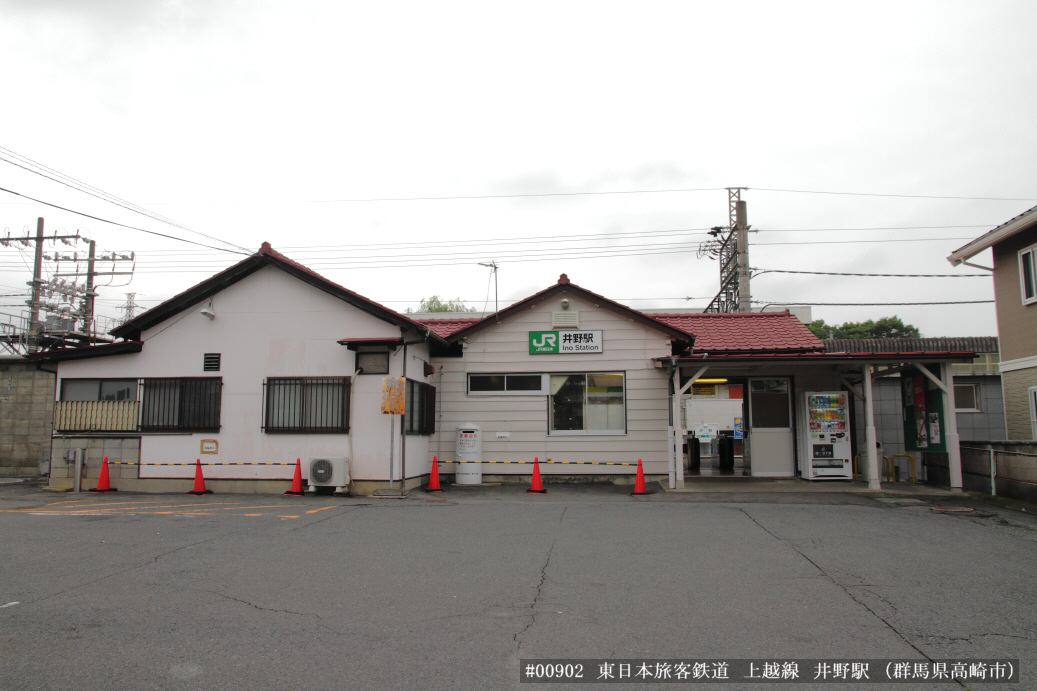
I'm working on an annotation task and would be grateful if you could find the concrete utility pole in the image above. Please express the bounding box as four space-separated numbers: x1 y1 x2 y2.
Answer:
735 199 751 312
28 217 45 348
84 240 96 331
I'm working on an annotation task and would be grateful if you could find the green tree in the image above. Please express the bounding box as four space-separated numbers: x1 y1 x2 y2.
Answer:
811 316 921 339
807 319 832 339
406 295 477 313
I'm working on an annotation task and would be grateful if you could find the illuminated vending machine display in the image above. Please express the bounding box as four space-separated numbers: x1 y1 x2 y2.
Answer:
802 392 852 479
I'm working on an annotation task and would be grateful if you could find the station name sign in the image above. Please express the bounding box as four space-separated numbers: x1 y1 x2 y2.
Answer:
529 330 603 354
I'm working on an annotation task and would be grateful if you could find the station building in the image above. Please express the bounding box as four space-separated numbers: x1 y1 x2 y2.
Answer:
36 245 972 493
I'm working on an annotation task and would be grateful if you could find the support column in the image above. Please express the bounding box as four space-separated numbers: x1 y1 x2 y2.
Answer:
941 362 964 493
670 365 682 489
862 362 880 490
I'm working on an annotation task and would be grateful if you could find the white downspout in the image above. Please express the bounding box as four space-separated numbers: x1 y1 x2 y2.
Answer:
348 367 362 488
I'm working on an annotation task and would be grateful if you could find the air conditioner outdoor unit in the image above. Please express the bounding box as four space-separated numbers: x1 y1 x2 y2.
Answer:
307 457 350 493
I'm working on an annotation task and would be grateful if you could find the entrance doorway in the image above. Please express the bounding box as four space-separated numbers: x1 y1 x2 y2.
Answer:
748 378 795 477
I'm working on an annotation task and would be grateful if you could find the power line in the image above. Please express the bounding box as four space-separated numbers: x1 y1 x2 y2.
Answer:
750 187 1037 202
0 147 251 253
0 185 251 255
755 269 989 278
754 300 994 306
754 237 975 246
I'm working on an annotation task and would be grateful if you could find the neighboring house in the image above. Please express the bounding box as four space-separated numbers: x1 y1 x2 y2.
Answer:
0 356 55 476
36 244 445 493
824 338 1005 477
949 205 1037 440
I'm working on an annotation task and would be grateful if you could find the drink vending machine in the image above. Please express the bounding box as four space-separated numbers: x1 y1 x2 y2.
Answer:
800 392 853 480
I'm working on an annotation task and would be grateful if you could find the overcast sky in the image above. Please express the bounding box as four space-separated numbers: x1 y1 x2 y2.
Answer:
2 0 1036 338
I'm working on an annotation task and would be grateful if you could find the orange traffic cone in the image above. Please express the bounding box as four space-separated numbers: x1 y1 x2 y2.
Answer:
527 457 546 494
425 455 443 493
89 456 117 493
284 458 305 496
630 458 651 496
187 459 213 495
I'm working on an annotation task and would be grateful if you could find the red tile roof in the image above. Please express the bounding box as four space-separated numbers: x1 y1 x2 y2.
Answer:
421 309 822 355
648 311 824 354
417 317 482 338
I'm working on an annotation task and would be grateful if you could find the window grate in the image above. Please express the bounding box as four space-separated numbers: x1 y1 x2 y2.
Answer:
203 353 221 371
264 377 350 433
139 377 222 432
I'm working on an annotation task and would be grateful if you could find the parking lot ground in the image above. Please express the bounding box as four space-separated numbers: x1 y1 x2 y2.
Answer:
1 481 1035 691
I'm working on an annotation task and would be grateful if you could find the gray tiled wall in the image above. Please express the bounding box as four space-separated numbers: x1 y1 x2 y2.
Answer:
851 375 1007 458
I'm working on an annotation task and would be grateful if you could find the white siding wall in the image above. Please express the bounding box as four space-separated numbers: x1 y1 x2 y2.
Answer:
429 294 673 476
55 266 433 482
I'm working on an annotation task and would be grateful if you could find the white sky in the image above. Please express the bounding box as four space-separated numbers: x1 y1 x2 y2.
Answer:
2 0 1036 337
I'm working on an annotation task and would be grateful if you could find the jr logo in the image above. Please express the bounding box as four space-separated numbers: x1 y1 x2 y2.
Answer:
529 331 560 354
532 333 556 348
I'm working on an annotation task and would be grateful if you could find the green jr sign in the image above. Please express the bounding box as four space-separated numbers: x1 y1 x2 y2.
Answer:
529 330 603 354
529 331 560 354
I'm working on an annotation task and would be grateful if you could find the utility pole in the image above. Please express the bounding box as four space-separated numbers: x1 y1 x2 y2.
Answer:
478 261 499 319
28 217 44 348
701 188 752 313
0 218 133 353
735 199 751 312
84 240 96 331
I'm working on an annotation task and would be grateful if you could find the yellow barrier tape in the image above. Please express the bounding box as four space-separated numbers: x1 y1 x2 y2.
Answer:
104 462 298 466
437 460 637 466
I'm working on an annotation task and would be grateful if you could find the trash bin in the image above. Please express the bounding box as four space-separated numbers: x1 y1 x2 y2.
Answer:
687 437 701 474
718 435 735 474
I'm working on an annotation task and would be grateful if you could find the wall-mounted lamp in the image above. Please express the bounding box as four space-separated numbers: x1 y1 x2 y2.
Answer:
560 298 570 310
200 299 215 320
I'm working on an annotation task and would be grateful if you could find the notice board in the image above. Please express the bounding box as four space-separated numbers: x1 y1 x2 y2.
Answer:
900 366 946 453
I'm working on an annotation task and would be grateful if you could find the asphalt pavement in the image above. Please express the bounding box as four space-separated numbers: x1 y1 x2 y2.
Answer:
1 480 1034 690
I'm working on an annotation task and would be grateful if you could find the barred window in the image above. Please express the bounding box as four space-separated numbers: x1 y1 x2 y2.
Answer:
140 378 222 432
405 379 436 436
264 377 350 433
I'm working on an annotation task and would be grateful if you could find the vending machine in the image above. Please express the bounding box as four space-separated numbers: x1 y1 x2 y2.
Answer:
800 392 853 480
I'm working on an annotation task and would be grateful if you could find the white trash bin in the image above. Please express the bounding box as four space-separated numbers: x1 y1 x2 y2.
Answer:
455 424 482 484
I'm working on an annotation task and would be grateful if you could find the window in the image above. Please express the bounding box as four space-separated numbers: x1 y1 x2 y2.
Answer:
749 379 791 428
468 373 547 395
405 379 436 435
1030 387 1037 440
356 352 389 374
140 377 222 432
203 353 221 371
61 378 137 402
1021 245 1037 305
954 383 981 412
548 373 625 434
264 377 349 433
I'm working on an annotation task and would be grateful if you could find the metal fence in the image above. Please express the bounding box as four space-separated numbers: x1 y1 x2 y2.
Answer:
960 446 1037 496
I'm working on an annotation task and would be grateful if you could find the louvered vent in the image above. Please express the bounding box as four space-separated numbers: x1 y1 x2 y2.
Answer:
552 311 579 329
203 353 221 371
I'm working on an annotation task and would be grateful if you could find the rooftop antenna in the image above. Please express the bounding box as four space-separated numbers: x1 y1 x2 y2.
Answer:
478 260 499 321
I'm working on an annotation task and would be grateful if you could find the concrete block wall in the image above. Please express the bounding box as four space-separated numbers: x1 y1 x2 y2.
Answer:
0 359 55 476
48 436 141 488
